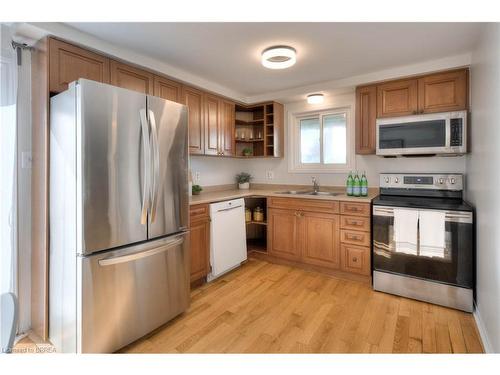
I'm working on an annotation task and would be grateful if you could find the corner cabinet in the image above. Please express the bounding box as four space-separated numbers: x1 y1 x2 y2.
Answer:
355 68 469 155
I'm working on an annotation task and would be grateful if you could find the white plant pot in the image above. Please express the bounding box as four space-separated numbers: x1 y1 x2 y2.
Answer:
238 182 250 190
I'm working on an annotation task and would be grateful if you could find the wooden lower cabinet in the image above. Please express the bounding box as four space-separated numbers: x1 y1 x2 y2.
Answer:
189 204 210 283
268 208 300 261
301 211 340 269
268 200 371 279
341 244 370 276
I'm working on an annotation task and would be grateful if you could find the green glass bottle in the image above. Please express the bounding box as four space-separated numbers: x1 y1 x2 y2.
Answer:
361 171 368 197
346 171 354 196
353 171 361 197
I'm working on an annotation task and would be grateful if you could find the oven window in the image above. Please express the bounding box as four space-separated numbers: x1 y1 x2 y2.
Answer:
379 119 446 149
372 214 473 287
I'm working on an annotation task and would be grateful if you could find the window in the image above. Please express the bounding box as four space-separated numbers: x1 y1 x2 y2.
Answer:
290 107 353 173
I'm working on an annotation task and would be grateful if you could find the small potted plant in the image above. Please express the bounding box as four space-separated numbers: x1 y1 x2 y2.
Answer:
236 172 252 190
192 184 203 195
242 147 253 157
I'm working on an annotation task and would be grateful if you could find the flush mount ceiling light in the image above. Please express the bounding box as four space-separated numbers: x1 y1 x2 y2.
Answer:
261 46 296 69
307 93 324 104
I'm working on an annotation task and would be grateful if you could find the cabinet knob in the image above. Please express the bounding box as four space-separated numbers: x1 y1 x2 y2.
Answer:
353 257 358 262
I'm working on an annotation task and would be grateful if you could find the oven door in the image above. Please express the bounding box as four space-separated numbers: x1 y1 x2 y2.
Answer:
376 113 450 155
372 205 473 288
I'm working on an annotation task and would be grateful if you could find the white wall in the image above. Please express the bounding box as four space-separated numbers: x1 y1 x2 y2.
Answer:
191 92 466 187
466 23 500 353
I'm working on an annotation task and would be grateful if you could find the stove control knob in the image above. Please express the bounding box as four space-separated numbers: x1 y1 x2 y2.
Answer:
394 177 399 183
439 178 444 184
384 177 390 184
450 178 456 184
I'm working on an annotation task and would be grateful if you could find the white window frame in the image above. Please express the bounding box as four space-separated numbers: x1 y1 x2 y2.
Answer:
289 106 354 173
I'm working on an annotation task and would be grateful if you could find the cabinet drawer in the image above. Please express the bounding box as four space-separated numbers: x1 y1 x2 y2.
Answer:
340 202 370 217
340 229 370 246
341 244 370 276
268 197 339 214
190 204 209 222
340 215 370 232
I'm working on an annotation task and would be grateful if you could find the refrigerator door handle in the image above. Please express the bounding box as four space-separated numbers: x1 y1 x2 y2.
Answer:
139 108 151 225
148 109 160 222
98 233 186 267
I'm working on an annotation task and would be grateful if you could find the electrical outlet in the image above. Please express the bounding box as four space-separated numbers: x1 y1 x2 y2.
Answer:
266 171 274 180
194 171 201 183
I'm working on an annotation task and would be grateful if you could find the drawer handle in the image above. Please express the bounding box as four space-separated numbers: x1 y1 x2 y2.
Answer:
347 220 362 226
352 257 358 262
347 234 361 240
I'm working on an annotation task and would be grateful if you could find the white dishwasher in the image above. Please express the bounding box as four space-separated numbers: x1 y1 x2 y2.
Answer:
208 198 247 281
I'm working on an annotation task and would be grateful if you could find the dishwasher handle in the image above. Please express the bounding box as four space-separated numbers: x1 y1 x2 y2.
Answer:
217 204 243 213
98 234 186 267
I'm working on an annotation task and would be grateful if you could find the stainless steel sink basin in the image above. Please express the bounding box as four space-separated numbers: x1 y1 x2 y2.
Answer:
275 191 341 196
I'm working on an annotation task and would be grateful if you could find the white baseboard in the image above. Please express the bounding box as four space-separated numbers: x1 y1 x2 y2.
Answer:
473 302 494 353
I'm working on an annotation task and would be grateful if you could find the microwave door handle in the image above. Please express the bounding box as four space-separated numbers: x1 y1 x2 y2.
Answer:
139 109 151 225
445 117 451 149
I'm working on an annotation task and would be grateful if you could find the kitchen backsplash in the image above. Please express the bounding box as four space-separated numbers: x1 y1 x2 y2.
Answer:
190 154 467 187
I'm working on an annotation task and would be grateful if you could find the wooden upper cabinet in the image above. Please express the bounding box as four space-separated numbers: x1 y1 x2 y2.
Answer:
110 60 154 94
355 85 377 154
418 69 468 113
377 78 418 118
204 94 220 156
268 208 300 261
49 38 110 93
182 86 205 155
154 75 182 103
300 212 340 269
220 100 235 156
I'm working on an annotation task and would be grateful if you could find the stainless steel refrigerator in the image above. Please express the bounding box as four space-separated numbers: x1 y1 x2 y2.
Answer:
49 79 190 353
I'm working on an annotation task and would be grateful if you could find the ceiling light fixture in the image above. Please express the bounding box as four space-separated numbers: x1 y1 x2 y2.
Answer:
307 93 324 104
261 46 296 69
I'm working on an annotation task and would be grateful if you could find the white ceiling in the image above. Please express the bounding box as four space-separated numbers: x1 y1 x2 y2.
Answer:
65 22 481 98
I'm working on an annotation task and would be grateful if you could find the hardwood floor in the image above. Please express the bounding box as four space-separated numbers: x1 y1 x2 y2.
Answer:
122 258 484 354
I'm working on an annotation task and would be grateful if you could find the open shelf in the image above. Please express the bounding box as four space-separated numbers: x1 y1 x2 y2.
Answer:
246 220 267 226
235 139 264 142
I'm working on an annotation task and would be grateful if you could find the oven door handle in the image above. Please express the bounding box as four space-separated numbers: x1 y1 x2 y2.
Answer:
372 206 472 223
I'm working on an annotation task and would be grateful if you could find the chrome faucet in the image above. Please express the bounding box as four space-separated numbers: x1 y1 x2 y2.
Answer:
312 177 320 193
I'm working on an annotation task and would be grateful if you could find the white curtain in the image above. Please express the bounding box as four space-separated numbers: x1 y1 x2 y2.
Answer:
0 25 18 300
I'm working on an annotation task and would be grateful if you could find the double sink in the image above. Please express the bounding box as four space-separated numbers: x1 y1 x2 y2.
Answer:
275 190 341 197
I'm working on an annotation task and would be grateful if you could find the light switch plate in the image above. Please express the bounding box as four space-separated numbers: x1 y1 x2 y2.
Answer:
194 171 201 183
266 171 274 179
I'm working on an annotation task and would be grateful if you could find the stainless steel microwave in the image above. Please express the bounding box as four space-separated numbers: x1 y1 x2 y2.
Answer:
376 111 467 156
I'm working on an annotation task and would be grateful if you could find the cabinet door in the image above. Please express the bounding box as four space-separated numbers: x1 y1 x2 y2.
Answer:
377 78 418 118
49 38 110 93
341 244 370 276
154 75 182 103
418 69 468 114
204 94 220 156
355 85 377 154
182 86 205 155
268 208 300 261
189 218 210 282
110 60 154 94
220 100 235 156
300 212 340 269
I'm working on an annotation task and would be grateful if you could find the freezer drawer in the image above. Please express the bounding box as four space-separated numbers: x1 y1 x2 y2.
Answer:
79 233 190 353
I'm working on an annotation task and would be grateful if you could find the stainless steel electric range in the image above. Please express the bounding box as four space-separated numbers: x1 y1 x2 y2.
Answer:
372 173 474 312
